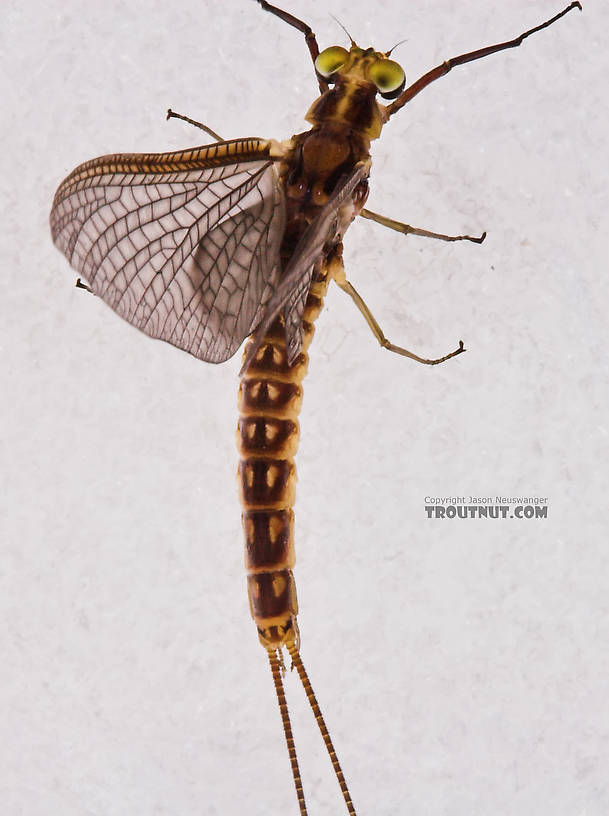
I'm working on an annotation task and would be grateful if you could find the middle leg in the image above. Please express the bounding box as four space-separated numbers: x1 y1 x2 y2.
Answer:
360 208 486 244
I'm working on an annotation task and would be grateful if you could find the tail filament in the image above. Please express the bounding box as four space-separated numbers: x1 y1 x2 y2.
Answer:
268 643 357 815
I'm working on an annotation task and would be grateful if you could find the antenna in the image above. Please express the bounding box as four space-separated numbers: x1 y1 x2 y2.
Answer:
386 37 408 56
329 13 356 46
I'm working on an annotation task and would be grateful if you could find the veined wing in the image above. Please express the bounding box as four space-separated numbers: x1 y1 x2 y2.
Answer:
241 162 370 373
50 138 285 363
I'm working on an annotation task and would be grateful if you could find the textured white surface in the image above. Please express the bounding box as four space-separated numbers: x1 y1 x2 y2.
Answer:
1 1 608 815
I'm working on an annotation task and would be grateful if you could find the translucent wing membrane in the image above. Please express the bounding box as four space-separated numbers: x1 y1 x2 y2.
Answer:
243 162 370 372
50 139 285 363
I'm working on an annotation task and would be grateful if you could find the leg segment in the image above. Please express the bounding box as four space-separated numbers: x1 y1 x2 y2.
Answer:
255 0 328 94
332 262 465 365
75 278 93 293
360 208 486 244
166 108 223 142
386 2 582 117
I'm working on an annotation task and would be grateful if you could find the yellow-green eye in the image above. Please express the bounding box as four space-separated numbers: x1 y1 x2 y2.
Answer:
315 46 349 78
369 58 405 99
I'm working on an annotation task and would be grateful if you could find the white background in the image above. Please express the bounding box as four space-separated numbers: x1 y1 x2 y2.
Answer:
2 1 608 814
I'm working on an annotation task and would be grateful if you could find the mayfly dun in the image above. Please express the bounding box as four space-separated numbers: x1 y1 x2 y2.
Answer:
49 2 582 813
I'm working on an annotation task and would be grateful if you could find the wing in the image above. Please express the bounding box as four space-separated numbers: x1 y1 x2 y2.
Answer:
240 162 370 373
50 138 285 363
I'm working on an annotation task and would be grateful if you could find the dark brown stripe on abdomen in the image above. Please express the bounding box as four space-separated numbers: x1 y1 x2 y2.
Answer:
243 509 294 572
239 458 295 509
238 261 333 649
238 416 299 457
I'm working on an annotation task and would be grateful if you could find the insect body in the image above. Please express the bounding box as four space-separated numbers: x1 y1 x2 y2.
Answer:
49 2 582 813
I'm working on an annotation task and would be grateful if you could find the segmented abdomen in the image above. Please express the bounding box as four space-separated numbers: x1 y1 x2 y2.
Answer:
238 262 331 649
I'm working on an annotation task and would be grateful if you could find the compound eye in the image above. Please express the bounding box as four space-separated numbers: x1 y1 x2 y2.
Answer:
369 58 405 99
315 46 349 78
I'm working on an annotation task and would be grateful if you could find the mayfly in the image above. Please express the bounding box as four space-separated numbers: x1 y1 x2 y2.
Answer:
49 2 582 813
